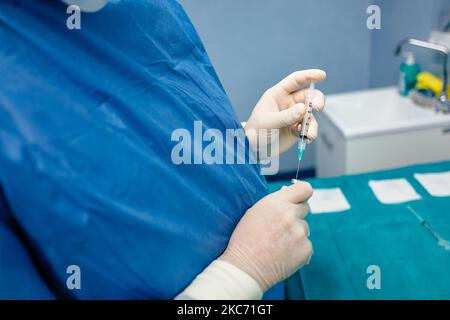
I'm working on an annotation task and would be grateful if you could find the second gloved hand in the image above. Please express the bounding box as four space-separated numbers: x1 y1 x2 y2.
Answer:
219 181 313 292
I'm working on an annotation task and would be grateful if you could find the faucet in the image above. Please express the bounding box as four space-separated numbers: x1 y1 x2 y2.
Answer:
395 38 449 113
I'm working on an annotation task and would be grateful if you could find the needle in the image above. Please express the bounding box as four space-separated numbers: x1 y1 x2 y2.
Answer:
295 158 301 181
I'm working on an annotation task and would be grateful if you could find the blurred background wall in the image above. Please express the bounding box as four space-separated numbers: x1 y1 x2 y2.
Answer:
179 0 450 175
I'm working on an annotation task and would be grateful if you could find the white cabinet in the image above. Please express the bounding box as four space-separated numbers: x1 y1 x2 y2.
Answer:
316 87 450 177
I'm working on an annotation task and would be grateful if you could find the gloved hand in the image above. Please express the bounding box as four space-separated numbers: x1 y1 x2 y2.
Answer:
219 181 313 292
176 181 313 299
245 69 326 158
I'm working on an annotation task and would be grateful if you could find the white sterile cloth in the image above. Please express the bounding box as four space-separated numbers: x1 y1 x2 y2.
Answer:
308 188 351 214
368 178 421 204
414 171 450 197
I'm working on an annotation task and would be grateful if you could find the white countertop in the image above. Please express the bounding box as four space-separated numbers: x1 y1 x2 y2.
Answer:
324 86 450 139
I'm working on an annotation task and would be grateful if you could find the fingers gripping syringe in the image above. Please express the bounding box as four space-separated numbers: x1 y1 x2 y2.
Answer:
298 83 315 161
294 83 315 182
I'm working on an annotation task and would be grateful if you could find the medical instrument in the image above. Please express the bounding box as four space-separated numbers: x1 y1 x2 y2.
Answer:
294 83 315 181
407 205 450 251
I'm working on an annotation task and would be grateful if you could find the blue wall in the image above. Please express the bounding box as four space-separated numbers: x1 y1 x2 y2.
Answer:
179 0 450 174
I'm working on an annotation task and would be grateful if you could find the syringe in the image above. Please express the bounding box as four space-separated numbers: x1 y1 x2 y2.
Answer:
294 83 315 181
298 83 315 161
407 205 450 251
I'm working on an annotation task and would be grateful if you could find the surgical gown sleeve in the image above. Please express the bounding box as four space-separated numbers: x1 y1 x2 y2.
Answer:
0 0 284 299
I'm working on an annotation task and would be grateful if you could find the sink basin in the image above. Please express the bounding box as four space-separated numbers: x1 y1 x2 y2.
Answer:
325 86 450 139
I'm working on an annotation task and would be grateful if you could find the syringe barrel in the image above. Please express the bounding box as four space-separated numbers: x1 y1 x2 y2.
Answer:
299 84 315 138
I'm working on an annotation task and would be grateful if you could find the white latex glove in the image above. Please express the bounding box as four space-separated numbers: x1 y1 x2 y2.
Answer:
219 181 313 292
176 181 313 299
245 69 326 158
